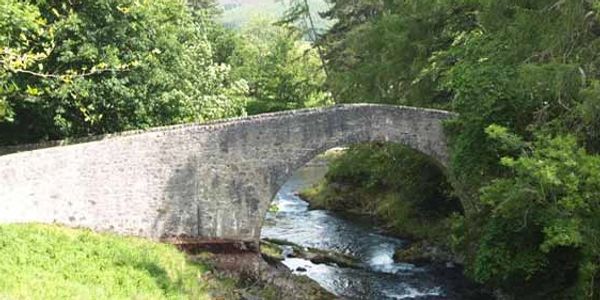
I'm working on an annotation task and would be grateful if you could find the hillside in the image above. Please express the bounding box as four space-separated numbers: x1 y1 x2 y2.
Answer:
217 0 332 30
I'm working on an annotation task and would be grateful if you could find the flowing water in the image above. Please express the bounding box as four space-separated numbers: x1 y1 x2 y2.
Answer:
261 164 478 299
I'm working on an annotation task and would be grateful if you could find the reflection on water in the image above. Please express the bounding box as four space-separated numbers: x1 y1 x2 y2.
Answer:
261 165 457 299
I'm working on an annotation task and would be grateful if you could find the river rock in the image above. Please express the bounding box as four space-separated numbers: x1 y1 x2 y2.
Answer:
393 241 451 266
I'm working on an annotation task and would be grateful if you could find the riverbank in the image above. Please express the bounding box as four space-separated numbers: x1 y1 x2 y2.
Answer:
294 146 495 298
191 250 335 299
0 223 332 300
297 184 495 299
0 223 226 299
297 146 460 262
298 182 457 265
262 158 495 299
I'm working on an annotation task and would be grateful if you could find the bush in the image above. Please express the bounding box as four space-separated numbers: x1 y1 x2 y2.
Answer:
459 133 600 298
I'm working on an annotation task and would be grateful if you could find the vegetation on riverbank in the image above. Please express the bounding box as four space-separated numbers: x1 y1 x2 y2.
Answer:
299 144 463 271
300 143 461 244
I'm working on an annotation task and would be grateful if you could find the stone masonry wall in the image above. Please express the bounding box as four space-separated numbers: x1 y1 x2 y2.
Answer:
0 104 455 242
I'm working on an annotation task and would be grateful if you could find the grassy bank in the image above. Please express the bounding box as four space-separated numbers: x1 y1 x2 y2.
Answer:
0 224 234 299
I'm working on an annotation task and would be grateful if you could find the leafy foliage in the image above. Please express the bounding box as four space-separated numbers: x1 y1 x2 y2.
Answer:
467 133 600 298
319 0 476 106
316 0 600 297
229 17 332 114
0 0 248 145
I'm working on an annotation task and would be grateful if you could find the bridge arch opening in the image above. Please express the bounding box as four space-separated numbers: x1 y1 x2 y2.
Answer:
258 142 462 298
260 142 461 244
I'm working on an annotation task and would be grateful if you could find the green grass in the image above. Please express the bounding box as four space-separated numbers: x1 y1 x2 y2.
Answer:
0 224 219 300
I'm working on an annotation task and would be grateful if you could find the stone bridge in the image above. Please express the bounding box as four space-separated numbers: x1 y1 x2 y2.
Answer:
0 104 454 243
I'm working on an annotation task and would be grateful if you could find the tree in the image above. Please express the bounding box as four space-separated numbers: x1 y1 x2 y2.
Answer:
229 17 332 114
316 0 600 296
470 131 600 298
279 0 331 78
0 0 248 145
318 0 476 106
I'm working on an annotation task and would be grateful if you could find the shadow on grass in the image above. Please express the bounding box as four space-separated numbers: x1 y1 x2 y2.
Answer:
134 261 188 295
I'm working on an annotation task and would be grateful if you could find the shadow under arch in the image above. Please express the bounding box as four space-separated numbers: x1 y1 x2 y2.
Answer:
266 134 450 200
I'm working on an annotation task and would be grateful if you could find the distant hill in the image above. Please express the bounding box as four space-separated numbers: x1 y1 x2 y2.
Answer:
216 0 332 31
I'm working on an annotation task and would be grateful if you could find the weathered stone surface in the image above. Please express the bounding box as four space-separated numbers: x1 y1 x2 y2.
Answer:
0 104 454 242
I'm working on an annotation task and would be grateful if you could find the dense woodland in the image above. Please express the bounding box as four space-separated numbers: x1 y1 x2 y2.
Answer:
313 0 600 298
0 0 331 144
2 0 600 298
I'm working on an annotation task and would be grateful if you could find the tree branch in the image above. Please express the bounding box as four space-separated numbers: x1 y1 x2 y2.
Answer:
7 67 129 79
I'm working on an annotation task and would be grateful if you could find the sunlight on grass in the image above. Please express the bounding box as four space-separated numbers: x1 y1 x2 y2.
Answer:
0 224 214 299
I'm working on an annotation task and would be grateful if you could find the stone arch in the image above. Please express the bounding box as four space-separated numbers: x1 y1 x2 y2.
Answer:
262 105 453 198
0 104 455 243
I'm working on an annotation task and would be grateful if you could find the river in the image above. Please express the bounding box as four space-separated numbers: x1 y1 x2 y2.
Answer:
261 164 483 299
